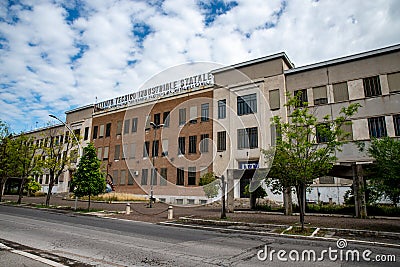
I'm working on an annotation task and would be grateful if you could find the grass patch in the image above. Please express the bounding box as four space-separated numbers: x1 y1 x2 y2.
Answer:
283 226 316 236
74 193 147 202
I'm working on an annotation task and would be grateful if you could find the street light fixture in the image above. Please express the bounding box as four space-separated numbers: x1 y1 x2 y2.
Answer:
149 121 164 208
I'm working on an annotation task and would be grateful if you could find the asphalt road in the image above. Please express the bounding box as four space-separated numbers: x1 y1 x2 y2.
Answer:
0 205 399 267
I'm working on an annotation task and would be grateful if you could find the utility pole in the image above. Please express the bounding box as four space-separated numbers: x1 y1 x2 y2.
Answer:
221 175 226 219
149 122 163 208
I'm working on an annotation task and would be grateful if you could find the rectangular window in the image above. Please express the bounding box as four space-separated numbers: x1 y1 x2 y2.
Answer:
99 124 105 138
269 89 280 110
116 121 122 135
190 106 197 123
154 113 161 125
339 122 353 141
103 146 109 160
84 127 89 140
218 99 226 119
141 169 148 185
294 89 308 107
128 170 134 185
74 129 81 139
368 117 387 138
188 167 196 185
177 168 184 185
104 123 110 137
151 168 157 185
112 170 119 185
333 82 349 102
200 134 209 153
316 123 329 143
178 136 185 155
122 144 128 159
160 168 167 186
363 76 382 97
97 147 103 160
145 115 151 130
162 139 168 156
217 131 226 151
179 108 186 126
393 114 400 136
313 86 328 105
129 143 136 159
124 119 130 134
238 127 258 149
388 72 400 93
120 170 126 185
201 103 209 122
189 136 197 153
114 145 120 160
163 111 170 127
131 118 138 133
143 141 150 157
237 93 257 115
152 140 159 157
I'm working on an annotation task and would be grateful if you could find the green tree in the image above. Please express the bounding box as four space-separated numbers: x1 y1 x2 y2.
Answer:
263 93 360 230
243 183 267 208
368 137 400 205
199 172 220 199
0 120 13 202
25 177 42 196
72 143 105 210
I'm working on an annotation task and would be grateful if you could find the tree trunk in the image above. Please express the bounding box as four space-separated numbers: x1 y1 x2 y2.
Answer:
46 181 54 207
0 180 5 202
17 177 25 204
249 192 256 210
296 184 306 231
88 194 91 211
283 186 292 215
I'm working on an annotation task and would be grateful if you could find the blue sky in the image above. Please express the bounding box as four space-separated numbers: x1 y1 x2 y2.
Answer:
1 0 400 132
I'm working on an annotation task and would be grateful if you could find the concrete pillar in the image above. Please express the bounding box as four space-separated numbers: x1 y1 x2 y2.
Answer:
353 164 367 218
126 203 131 215
167 206 173 219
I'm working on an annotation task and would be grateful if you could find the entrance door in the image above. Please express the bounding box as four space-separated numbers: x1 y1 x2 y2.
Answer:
239 169 255 198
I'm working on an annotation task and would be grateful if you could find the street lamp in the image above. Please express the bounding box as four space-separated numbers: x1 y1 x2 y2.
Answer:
149 121 164 208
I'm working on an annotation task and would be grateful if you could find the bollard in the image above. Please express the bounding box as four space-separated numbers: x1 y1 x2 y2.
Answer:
167 206 173 219
126 203 131 215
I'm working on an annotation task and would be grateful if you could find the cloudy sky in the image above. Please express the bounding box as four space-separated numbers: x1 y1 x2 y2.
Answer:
1 0 399 132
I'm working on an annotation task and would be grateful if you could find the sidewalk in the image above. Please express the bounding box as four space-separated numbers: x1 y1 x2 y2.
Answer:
2 195 400 246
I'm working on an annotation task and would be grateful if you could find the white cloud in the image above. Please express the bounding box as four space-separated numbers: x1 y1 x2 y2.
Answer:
0 0 399 132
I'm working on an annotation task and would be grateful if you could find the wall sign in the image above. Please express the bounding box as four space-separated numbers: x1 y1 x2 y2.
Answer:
239 161 259 169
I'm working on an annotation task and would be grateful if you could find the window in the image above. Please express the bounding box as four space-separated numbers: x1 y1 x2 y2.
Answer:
163 111 170 127
393 115 400 136
368 117 387 138
131 118 138 132
160 168 167 186
162 139 168 156
238 127 258 149
237 93 257 115
333 82 349 102
179 108 186 126
145 115 151 130
74 129 81 139
218 99 226 119
388 72 400 93
129 143 136 159
124 119 130 134
339 122 353 141
316 124 329 143
200 134 209 153
313 86 328 105
217 131 226 151
177 168 184 185
122 144 128 159
143 141 150 157
97 147 103 160
116 121 122 135
190 106 197 123
188 167 196 185
99 124 104 138
114 145 120 160
154 113 161 125
294 89 308 107
141 169 148 185
105 123 111 137
201 103 209 121
84 127 89 140
120 170 126 185
269 89 280 110
113 170 119 185
178 137 185 155
151 168 157 185
103 146 109 160
363 76 382 97
152 140 159 157
189 136 197 153
128 170 134 185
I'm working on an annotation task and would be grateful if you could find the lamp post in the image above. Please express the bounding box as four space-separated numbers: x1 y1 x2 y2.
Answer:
49 114 82 210
149 121 164 208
